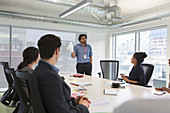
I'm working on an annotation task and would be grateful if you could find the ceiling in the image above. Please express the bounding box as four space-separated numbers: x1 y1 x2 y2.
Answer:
0 0 170 28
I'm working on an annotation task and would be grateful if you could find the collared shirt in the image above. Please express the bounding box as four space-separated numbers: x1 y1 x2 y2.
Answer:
129 64 146 86
40 60 59 73
74 43 93 63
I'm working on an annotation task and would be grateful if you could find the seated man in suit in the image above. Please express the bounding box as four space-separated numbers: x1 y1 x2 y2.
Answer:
34 34 90 113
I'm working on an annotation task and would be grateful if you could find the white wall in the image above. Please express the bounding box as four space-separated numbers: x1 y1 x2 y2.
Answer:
0 17 109 77
109 16 170 86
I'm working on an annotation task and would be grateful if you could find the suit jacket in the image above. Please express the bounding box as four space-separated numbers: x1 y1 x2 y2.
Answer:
33 60 89 113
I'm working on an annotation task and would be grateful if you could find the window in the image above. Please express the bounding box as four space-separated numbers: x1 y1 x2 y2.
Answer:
11 28 81 73
115 33 135 77
0 26 10 88
0 25 83 88
140 28 167 81
112 27 167 87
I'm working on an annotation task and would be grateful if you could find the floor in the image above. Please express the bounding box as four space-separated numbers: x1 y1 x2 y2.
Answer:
0 92 15 113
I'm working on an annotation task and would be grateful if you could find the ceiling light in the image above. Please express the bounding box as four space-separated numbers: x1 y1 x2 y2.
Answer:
121 18 161 28
59 0 92 18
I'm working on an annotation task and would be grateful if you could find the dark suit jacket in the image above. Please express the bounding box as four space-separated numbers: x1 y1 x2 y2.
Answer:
129 64 146 86
33 60 89 113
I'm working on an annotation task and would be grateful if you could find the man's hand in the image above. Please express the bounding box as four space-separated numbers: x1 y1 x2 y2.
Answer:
72 52 75 58
78 96 91 108
155 87 166 91
155 87 170 93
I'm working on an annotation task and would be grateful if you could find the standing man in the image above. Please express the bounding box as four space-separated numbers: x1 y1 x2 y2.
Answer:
72 34 93 75
34 34 90 113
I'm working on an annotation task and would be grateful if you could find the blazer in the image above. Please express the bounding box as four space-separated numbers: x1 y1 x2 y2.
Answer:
33 60 89 113
129 64 146 86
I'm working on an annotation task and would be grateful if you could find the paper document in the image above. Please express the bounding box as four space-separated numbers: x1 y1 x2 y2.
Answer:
66 42 74 52
154 91 166 96
104 89 117 95
70 81 92 86
105 81 125 84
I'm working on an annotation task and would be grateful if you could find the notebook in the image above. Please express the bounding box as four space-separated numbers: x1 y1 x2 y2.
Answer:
104 89 117 95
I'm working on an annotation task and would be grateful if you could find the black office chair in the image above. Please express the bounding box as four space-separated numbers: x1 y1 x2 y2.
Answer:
141 63 154 87
0 62 18 107
99 60 119 80
13 71 46 113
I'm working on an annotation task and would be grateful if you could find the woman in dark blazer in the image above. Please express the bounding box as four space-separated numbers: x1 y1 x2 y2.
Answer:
121 52 147 86
13 47 40 113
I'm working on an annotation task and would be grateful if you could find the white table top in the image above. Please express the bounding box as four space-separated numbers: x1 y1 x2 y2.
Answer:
63 75 170 113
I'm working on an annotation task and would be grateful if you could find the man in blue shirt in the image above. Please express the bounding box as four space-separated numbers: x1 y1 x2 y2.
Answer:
71 34 93 75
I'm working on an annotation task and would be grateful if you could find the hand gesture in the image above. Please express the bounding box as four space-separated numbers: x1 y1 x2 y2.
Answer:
72 52 75 58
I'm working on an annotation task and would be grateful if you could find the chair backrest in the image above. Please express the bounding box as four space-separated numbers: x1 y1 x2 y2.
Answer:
15 71 46 113
0 62 13 87
100 60 119 80
141 63 154 85
0 62 17 107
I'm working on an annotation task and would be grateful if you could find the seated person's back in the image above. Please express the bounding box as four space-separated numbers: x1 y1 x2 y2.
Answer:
14 47 39 113
34 34 90 113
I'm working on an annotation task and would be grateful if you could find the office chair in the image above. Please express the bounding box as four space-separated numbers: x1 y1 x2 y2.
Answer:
0 62 18 107
99 60 119 80
141 63 154 87
13 71 46 113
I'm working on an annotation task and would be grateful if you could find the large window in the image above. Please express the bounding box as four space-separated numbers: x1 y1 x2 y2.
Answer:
112 27 167 86
140 28 167 82
11 28 81 73
0 26 10 88
116 33 135 77
0 25 83 88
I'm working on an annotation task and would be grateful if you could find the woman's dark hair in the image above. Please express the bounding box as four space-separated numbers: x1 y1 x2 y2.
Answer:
78 34 87 41
17 47 39 70
134 52 147 64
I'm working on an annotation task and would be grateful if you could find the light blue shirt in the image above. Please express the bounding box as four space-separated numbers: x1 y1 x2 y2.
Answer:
40 60 59 73
74 43 93 63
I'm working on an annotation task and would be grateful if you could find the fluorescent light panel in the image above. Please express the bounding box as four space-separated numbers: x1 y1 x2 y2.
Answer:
121 18 161 28
59 0 92 18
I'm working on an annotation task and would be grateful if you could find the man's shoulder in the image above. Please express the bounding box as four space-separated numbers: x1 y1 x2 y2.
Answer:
86 44 91 47
34 66 60 82
74 43 80 47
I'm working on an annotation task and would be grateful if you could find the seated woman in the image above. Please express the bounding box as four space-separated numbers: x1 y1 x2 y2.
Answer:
17 47 40 73
121 52 147 86
155 59 170 93
13 47 39 113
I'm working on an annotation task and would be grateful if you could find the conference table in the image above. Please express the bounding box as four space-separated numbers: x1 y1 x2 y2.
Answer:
62 74 170 113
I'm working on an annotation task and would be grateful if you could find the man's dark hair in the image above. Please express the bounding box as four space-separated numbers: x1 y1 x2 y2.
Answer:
37 34 61 59
78 34 87 41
